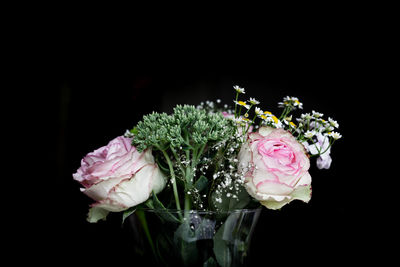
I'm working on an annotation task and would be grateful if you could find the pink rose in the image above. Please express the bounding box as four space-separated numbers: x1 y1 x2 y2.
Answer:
73 136 165 222
238 126 311 209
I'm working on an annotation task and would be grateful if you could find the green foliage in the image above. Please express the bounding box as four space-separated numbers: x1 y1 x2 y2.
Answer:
152 192 181 223
131 105 235 152
211 184 251 213
203 257 217 267
194 175 209 192
213 222 231 267
122 207 136 224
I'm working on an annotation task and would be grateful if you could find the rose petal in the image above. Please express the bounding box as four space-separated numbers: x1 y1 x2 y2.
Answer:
255 179 294 196
106 164 161 208
87 206 110 223
80 174 131 201
258 126 274 137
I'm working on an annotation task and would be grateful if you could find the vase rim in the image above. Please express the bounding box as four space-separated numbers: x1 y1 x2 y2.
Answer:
137 207 262 214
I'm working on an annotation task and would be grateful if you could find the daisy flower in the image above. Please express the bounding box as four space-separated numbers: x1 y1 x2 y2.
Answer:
329 131 342 140
233 100 250 109
328 117 339 128
312 110 324 118
278 96 303 109
249 97 260 105
233 85 245 94
304 130 316 139
254 107 263 115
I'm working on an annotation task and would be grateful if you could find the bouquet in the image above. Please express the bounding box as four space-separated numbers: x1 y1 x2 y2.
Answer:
73 85 341 266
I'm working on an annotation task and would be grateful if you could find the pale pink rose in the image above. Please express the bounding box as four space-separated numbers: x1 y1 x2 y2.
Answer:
73 136 165 222
238 126 311 209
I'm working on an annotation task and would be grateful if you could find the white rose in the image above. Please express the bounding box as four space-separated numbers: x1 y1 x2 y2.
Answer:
73 136 166 222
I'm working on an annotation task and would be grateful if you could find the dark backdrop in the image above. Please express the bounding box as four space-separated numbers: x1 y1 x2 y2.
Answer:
28 42 378 265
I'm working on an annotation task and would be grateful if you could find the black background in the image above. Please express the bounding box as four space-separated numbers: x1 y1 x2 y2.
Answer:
16 17 385 265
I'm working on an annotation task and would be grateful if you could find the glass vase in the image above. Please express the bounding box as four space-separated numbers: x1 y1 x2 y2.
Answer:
124 208 261 267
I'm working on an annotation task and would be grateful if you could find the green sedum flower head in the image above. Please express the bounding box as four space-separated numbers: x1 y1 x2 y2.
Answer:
131 105 234 152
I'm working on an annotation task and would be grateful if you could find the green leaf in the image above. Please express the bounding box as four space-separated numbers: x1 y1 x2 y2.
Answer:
155 233 172 265
155 157 170 174
213 223 231 267
122 207 136 225
203 257 217 267
211 184 251 213
173 223 199 265
153 192 181 223
174 214 218 265
194 175 209 192
130 127 138 135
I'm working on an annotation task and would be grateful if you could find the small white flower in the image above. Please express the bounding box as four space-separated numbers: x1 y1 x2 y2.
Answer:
124 129 134 138
234 100 250 109
304 130 315 139
329 131 342 140
233 85 245 94
249 97 260 105
299 113 312 122
262 115 282 128
312 110 324 118
255 107 263 115
283 116 292 123
324 125 335 132
278 96 303 109
328 117 339 128
291 97 303 109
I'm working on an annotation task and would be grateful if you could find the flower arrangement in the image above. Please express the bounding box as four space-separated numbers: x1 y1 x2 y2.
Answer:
73 85 341 266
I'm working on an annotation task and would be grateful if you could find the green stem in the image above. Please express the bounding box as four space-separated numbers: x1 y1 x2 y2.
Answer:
170 146 185 174
234 91 239 118
279 106 293 121
184 195 191 210
194 143 206 165
320 139 335 155
136 210 157 258
245 114 258 134
185 133 192 185
160 149 182 212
